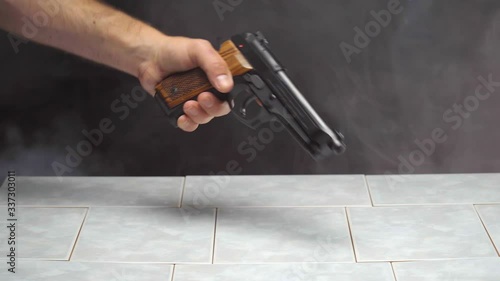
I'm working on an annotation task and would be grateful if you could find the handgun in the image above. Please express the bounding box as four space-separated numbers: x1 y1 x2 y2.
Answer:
154 32 346 159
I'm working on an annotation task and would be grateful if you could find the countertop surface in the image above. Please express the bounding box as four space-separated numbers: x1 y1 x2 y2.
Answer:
1 174 499 280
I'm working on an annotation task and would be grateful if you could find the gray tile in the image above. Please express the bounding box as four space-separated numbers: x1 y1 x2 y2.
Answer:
174 263 395 281
367 174 500 205
348 205 497 262
393 258 500 281
214 207 354 263
0 261 172 280
0 176 183 207
71 207 215 263
183 175 370 207
476 205 500 252
0 207 87 260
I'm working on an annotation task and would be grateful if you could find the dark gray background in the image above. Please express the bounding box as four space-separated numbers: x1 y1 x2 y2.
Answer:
1 0 500 177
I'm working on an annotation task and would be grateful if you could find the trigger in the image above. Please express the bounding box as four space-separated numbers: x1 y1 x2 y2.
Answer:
226 81 272 129
240 96 260 118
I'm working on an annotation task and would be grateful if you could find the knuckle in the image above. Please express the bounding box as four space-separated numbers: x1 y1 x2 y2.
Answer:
194 39 212 50
205 107 222 117
206 107 220 117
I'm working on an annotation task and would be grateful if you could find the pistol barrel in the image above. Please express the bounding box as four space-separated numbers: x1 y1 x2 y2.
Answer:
232 32 346 158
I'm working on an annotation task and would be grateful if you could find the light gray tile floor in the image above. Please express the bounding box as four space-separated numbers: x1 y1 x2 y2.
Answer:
0 207 87 260
348 205 497 261
1 174 499 279
475 205 500 253
0 177 183 207
174 263 395 281
392 258 500 281
214 207 354 263
0 261 173 281
367 174 500 205
71 207 215 263
183 175 371 207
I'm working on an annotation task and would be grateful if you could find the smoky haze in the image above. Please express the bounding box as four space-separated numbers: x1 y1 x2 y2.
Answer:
1 0 500 179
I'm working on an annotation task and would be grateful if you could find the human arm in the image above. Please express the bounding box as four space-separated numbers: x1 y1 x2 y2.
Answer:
0 0 233 131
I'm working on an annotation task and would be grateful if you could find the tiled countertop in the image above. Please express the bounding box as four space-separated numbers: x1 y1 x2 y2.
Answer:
1 174 499 280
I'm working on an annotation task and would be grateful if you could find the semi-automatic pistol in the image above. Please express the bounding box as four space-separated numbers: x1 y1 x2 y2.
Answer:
155 32 346 159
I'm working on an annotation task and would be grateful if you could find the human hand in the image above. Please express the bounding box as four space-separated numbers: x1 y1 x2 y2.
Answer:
137 36 233 132
0 1 233 132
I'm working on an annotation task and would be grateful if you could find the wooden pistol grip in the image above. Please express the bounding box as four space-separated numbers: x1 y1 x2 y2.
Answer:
155 40 253 109
156 68 212 108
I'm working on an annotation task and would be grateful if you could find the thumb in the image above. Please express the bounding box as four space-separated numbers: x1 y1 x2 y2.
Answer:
188 39 234 93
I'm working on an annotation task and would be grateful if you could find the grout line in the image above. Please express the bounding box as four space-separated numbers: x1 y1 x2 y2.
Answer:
344 207 358 262
363 176 375 207
390 262 399 281
6 203 500 208
471 203 500 206
68 207 90 260
211 208 218 264
179 177 187 208
473 205 500 256
170 264 176 281
357 256 500 263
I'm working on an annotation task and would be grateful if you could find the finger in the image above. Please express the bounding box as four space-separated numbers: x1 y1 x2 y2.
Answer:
198 92 231 117
177 115 199 132
189 39 234 93
183 100 213 124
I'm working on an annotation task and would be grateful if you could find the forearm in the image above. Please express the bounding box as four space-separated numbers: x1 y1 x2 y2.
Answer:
0 0 166 78
0 0 234 132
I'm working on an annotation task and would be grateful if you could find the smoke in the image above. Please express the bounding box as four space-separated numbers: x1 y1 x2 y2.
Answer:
2 0 500 178
0 108 126 179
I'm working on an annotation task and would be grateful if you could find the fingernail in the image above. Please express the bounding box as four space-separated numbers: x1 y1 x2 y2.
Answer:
216 74 231 90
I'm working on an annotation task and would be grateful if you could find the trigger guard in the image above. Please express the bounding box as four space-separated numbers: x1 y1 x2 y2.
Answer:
227 80 272 129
